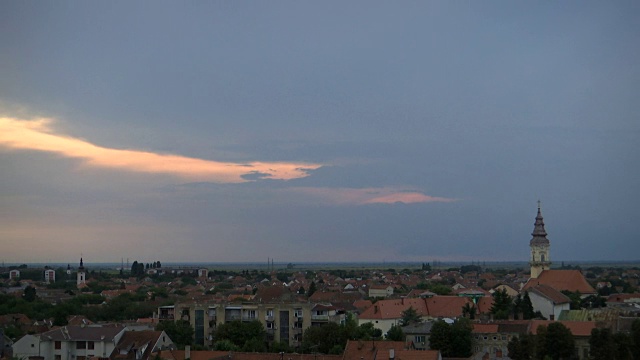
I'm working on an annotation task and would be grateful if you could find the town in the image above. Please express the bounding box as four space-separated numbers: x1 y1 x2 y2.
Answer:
1 206 639 360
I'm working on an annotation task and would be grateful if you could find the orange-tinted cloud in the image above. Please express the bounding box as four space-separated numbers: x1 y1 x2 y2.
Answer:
0 117 321 183
289 187 456 205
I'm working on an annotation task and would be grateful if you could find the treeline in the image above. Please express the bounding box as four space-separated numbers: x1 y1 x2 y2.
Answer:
0 291 163 340
509 320 640 360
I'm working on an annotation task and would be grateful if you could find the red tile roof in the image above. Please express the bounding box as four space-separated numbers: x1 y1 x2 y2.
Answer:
529 320 596 337
342 340 440 360
523 270 595 294
529 284 571 304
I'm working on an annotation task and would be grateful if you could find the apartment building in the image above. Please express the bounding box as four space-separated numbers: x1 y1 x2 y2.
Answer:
158 301 317 348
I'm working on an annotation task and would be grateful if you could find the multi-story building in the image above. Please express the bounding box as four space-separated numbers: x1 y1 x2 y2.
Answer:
158 301 317 348
44 269 56 284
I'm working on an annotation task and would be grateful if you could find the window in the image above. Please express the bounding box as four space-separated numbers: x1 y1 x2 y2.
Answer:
493 336 497 340
55 356 61 360
267 322 275 329
55 341 61 350
483 336 488 340
266 309 274 317
87 341 94 350
294 309 303 318
77 341 86 349
77 356 86 360
247 310 256 319
414 336 425 344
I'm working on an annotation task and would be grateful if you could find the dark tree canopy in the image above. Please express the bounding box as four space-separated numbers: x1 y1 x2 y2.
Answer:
156 320 194 349
386 324 404 341
400 306 422 326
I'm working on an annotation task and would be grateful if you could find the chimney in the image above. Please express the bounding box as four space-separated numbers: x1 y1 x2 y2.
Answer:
389 349 395 360
185 345 191 360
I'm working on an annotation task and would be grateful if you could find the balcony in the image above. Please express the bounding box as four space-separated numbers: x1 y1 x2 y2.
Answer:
225 314 241 322
241 315 258 322
311 314 328 321
265 315 274 321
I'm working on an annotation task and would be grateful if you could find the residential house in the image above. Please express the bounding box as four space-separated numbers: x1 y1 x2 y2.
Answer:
528 285 571 320
12 325 127 360
368 285 394 298
401 322 433 350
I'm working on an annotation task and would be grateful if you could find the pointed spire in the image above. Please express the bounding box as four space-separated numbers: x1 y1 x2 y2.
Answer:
530 202 549 245
79 257 85 270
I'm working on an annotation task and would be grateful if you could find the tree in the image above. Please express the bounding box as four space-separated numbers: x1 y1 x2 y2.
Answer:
213 339 239 351
307 281 317 297
542 322 574 360
590 328 615 360
156 320 194 349
612 332 633 360
214 320 266 349
429 320 451 355
631 319 640 360
521 291 535 319
508 334 534 360
386 324 404 341
23 286 36 302
490 288 512 319
301 322 346 354
131 261 139 275
462 302 476 319
449 318 473 358
400 306 422 326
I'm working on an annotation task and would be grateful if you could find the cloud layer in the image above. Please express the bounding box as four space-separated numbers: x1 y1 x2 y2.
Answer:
289 187 456 205
0 117 321 183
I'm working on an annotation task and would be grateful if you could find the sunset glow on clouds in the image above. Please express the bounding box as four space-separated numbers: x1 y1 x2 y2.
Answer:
289 187 456 205
0 117 321 183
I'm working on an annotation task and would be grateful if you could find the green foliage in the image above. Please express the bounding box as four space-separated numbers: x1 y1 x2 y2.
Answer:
450 318 473 358
461 302 476 319
269 341 292 353
508 334 534 360
156 320 194 349
386 324 404 341
429 320 451 355
631 319 640 360
590 328 615 360
241 337 267 352
23 286 37 302
212 339 239 351
428 319 473 358
540 322 574 360
612 332 633 360
400 306 421 326
307 281 317 297
560 290 582 310
460 265 482 274
429 284 452 295
490 288 512 319
302 322 345 354
214 320 266 349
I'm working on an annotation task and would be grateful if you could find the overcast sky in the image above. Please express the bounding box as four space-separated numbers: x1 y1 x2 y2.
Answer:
1 2 638 264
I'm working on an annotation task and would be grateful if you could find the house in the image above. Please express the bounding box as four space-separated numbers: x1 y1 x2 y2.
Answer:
527 285 571 320
12 325 127 360
401 322 433 350
9 270 20 280
368 285 394 298
111 330 174 360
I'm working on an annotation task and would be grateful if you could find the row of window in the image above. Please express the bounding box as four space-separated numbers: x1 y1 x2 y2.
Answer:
54 341 95 350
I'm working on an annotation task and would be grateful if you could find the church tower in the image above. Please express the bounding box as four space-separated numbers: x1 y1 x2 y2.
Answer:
77 258 86 287
529 202 551 278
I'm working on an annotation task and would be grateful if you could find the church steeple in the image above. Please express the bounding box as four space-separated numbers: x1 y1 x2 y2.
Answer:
530 201 549 245
77 257 86 288
529 201 551 279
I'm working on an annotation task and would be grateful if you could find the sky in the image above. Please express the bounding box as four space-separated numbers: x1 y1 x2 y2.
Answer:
1 2 639 264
